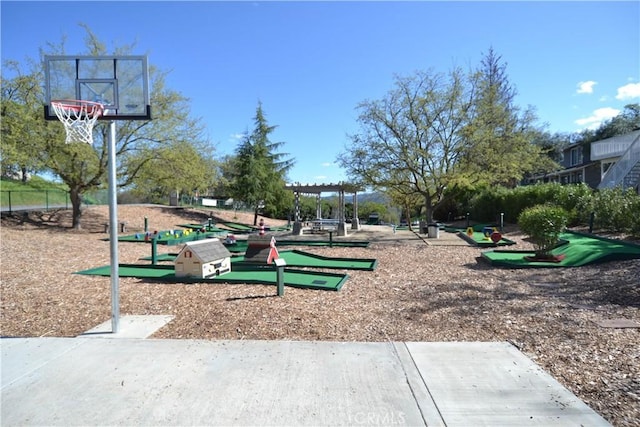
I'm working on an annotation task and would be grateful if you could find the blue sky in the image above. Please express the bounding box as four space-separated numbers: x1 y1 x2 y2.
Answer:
2 1 639 185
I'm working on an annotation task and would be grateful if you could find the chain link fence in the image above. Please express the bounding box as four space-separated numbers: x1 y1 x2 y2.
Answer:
1 190 70 213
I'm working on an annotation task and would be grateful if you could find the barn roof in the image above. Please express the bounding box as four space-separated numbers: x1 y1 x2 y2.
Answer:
182 239 231 262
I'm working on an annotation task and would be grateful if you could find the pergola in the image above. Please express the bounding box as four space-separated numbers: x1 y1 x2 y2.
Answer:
285 182 362 236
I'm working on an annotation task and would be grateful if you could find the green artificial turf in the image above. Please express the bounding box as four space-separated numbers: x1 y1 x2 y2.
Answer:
140 249 378 271
457 231 516 247
75 263 348 291
481 231 640 268
234 249 378 270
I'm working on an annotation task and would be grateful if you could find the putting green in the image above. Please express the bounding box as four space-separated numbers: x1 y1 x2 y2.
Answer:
139 249 378 271
457 231 516 247
75 263 348 291
481 231 640 268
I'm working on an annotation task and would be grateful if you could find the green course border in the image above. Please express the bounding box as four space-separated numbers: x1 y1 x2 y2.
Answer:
75 263 348 291
481 231 640 268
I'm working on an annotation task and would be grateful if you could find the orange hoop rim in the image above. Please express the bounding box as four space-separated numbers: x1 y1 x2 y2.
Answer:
51 99 105 117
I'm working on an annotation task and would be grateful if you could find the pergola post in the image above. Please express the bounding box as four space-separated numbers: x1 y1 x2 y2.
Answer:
292 190 303 235
352 192 360 230
284 182 362 237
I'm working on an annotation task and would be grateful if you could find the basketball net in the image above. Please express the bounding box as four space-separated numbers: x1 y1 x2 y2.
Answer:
51 100 104 144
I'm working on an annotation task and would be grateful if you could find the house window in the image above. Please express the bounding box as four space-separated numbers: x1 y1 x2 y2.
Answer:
570 147 582 166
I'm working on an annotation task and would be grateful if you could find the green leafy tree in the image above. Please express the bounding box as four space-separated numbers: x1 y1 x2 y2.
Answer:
460 48 555 187
1 60 58 181
230 102 294 224
209 154 236 198
592 103 640 140
384 184 422 228
337 67 475 222
127 140 217 204
563 103 640 166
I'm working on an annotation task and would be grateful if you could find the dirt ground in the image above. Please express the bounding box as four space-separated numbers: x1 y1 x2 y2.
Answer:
1 204 639 426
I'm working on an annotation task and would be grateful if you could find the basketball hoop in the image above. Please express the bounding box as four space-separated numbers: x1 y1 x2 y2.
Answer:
51 100 104 144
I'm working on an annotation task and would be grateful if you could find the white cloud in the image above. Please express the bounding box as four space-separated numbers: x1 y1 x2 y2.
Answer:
615 82 640 100
574 107 620 130
576 81 597 94
321 162 333 167
229 133 245 140
314 175 328 180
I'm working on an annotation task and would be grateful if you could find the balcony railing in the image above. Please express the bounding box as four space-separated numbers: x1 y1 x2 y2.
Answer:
598 132 640 189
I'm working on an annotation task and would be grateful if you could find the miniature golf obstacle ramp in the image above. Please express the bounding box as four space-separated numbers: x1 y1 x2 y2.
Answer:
140 249 378 271
481 231 640 268
75 263 348 291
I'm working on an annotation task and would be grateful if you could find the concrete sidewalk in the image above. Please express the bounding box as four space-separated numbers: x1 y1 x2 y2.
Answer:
1 337 610 426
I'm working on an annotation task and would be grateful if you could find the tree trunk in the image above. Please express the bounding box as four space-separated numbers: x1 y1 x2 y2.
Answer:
69 187 83 230
424 194 434 223
253 207 259 226
21 166 28 183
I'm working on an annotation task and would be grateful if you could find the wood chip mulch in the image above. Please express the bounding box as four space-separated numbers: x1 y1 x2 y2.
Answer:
1 205 639 426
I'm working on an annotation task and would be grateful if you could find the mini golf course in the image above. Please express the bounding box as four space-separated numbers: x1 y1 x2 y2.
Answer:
117 230 226 245
222 239 370 253
444 224 516 247
75 263 349 291
481 231 640 268
140 249 378 271
179 222 291 233
77 247 377 291
116 232 370 251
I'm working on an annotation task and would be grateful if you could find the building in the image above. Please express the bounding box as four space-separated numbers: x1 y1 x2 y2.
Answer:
526 130 640 191
174 239 232 279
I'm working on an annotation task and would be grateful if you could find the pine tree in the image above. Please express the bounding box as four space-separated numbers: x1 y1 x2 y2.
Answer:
460 47 546 187
230 102 294 224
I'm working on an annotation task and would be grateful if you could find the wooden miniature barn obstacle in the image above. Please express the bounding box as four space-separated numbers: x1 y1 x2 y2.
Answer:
245 235 280 264
245 235 285 296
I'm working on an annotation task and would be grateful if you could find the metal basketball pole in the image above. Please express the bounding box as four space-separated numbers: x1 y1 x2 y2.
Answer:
108 120 120 333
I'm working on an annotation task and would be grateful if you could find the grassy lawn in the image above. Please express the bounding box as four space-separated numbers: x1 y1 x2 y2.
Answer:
1 177 70 209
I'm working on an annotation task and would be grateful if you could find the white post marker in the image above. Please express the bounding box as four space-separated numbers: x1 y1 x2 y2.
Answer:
274 258 287 296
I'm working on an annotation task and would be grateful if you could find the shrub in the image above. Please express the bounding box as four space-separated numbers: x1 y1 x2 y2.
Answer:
518 204 569 257
589 187 639 232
